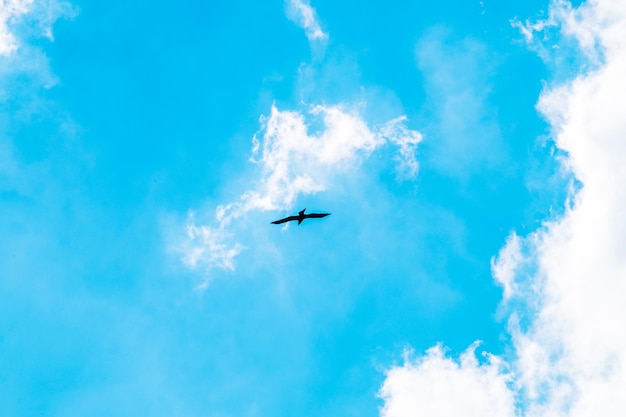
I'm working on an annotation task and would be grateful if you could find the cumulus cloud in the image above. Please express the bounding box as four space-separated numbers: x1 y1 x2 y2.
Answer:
504 0 626 410
285 0 328 43
380 343 515 417
182 103 421 283
379 0 626 416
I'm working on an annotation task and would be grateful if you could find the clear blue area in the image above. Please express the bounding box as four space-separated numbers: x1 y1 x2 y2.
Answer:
0 0 570 416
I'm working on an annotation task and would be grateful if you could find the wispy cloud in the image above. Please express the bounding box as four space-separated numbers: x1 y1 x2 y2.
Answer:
380 0 626 415
180 103 421 286
0 0 31 55
0 0 75 56
285 0 328 43
511 0 611 71
0 0 76 105
416 28 506 178
1 0 76 191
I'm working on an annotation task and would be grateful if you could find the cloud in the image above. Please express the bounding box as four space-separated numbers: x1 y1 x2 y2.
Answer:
380 0 626 416
238 104 421 216
285 0 328 43
183 211 243 271
180 103 421 284
510 0 616 74
1 0 76 192
0 0 31 55
0 0 76 106
501 0 626 411
416 28 506 178
0 0 75 56
380 343 515 417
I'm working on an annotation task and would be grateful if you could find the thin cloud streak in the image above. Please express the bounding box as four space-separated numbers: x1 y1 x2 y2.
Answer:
285 0 328 42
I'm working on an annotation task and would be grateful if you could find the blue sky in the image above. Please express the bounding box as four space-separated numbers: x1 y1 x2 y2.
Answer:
2 1 625 416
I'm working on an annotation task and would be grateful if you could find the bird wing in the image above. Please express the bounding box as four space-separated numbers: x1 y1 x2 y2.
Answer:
303 213 331 219
271 215 299 224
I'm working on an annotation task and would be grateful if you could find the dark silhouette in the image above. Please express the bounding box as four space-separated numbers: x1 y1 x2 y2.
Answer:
271 208 331 225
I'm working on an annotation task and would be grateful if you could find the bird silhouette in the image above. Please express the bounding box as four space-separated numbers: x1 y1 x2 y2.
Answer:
271 208 331 225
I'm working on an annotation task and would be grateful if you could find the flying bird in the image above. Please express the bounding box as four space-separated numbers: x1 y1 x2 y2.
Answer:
271 208 331 225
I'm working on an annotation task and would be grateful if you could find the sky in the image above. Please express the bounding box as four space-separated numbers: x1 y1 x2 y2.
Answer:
1 0 625 416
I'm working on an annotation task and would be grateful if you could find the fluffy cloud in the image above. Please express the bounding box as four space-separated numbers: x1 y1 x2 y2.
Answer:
182 103 421 283
285 0 328 42
504 0 626 411
379 0 626 416
380 343 516 417
238 105 420 217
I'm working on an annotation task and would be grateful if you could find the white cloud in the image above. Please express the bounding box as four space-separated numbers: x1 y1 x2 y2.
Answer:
181 211 244 290
491 232 525 301
0 0 75 56
380 116 423 179
285 0 328 43
380 343 516 417
1 0 76 192
0 0 76 106
181 103 422 281
183 212 243 272
511 0 624 68
380 0 626 416
239 105 420 216
505 0 626 410
0 0 32 55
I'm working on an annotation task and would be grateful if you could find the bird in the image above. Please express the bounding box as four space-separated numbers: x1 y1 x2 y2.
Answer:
271 208 331 225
